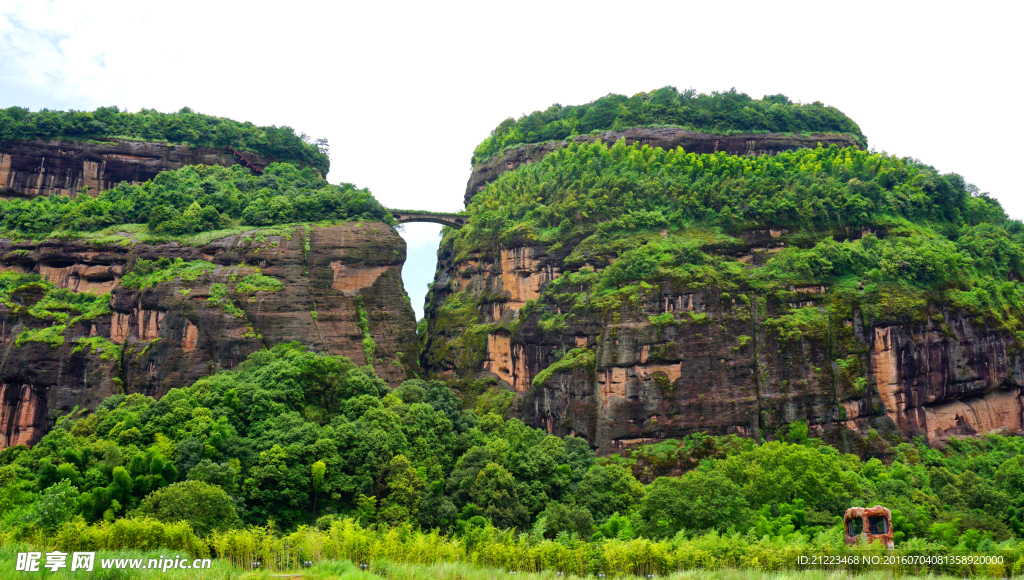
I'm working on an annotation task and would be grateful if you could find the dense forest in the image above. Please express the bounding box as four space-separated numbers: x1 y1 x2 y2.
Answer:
0 105 330 174
471 87 866 164
0 162 392 240
2 344 1023 558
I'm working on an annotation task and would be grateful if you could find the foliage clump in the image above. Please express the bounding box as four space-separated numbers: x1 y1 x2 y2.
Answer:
473 87 866 164
235 273 286 294
131 480 240 534
457 140 999 249
0 105 329 174
72 336 123 361
0 162 392 239
121 258 216 290
0 344 598 536
531 348 595 388
3 369 1024 561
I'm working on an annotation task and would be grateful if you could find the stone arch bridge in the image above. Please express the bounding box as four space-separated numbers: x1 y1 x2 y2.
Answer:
389 210 468 229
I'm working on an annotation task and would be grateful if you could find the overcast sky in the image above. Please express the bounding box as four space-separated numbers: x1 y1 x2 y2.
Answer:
2 0 1020 318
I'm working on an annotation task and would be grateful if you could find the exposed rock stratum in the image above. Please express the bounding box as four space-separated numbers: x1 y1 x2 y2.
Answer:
0 223 418 448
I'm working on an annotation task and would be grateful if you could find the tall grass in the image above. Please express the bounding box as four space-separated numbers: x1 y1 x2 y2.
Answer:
0 551 1000 580
1 518 1020 578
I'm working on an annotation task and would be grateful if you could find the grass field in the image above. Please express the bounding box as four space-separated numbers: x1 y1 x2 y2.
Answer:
0 546 1002 580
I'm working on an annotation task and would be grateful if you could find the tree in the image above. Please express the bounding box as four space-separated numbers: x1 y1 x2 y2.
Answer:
187 459 240 494
579 94 628 133
311 460 326 518
714 441 861 513
594 512 636 540
994 456 1024 506
469 462 528 530
634 471 751 538
355 494 376 526
0 465 35 519
572 464 644 523
21 479 79 531
147 205 180 233
243 444 311 527
128 448 177 498
417 479 457 530
536 501 594 539
376 454 425 525
267 196 294 223
133 480 239 535
401 403 457 478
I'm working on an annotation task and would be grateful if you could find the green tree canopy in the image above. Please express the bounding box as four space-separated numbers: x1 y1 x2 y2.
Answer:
132 480 240 535
633 471 751 538
571 464 645 523
472 87 866 164
0 105 329 174
0 162 391 238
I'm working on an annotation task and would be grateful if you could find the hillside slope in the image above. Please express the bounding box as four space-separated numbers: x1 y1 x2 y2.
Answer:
466 127 861 205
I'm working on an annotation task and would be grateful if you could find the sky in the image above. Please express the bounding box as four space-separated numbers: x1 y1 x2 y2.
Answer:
1 0 1020 319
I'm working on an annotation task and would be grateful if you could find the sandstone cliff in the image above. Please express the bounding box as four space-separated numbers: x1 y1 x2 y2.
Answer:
422 229 1024 455
0 223 419 449
465 128 862 205
0 139 272 198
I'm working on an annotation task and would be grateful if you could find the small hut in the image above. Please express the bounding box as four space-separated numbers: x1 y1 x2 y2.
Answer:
843 505 894 550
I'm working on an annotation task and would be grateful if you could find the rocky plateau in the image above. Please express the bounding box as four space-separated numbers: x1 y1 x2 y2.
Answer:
424 128 1024 456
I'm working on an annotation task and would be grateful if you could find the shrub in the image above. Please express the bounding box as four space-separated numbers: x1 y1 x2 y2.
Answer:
132 481 240 535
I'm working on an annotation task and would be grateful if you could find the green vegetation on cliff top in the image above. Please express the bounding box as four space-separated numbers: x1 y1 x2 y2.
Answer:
0 105 330 174
0 162 393 241
472 87 866 164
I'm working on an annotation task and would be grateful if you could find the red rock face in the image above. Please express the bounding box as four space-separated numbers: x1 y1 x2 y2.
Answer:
0 383 47 448
0 223 419 449
465 128 862 205
422 229 1024 455
865 323 1024 446
0 139 272 198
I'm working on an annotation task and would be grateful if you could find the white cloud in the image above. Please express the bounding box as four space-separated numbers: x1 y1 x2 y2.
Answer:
397 223 443 251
